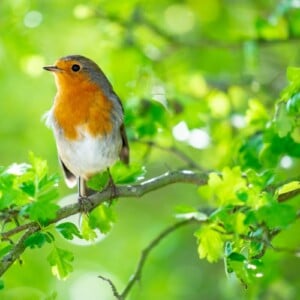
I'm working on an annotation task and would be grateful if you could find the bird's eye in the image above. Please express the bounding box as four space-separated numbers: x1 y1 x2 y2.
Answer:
71 64 80 72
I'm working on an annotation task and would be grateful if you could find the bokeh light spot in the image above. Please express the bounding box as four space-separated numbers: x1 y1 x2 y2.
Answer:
188 128 210 149
24 11 43 28
164 4 195 34
21 55 45 77
280 155 293 169
172 121 189 141
73 4 94 19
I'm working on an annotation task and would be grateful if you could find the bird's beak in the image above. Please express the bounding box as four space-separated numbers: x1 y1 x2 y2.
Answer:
43 65 61 72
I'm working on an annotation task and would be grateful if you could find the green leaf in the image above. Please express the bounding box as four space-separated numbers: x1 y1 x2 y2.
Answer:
111 161 146 184
24 201 59 223
277 181 300 195
246 99 269 130
256 203 296 228
286 93 300 114
0 279 4 290
28 152 48 180
80 214 97 241
210 207 248 234
47 246 74 280
207 167 247 206
274 102 293 137
56 222 82 240
135 99 169 137
87 171 109 191
25 232 54 248
238 134 264 170
287 67 300 82
226 254 264 287
0 244 13 258
195 224 224 263
89 203 116 234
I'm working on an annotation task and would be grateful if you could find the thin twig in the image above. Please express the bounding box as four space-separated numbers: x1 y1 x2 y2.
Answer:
99 218 200 299
121 218 199 298
1 222 36 239
0 224 40 275
98 275 123 300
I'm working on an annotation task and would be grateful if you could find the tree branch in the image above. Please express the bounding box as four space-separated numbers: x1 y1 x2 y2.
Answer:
99 218 200 299
1 167 300 278
0 224 40 276
0 170 209 277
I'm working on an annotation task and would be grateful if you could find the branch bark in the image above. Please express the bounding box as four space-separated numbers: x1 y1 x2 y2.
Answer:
0 170 209 277
1 168 300 279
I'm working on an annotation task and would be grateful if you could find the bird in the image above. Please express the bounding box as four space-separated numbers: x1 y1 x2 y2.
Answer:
43 55 129 197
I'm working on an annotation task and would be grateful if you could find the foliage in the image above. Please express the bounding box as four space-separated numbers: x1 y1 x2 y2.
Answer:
1 0 300 299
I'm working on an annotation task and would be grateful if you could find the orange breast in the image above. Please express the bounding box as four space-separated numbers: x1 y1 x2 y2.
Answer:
53 77 113 140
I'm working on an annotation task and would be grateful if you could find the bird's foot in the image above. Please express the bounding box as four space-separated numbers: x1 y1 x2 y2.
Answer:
78 195 91 214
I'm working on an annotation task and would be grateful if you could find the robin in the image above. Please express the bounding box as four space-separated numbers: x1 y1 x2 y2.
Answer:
43 55 129 197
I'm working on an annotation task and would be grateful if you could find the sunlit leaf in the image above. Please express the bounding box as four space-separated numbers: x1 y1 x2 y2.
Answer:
89 203 116 234
195 224 224 263
87 171 109 191
274 102 293 137
256 203 297 228
0 244 13 258
25 232 54 248
277 181 300 195
56 222 82 240
207 167 247 206
80 214 97 241
47 246 74 280
111 161 146 184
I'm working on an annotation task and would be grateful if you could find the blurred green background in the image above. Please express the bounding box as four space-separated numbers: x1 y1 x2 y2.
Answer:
1 0 300 299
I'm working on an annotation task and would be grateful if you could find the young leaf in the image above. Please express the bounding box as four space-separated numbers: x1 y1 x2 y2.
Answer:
24 201 59 223
111 161 146 184
87 171 109 191
89 203 116 234
207 167 247 206
256 203 296 228
0 244 13 258
47 246 74 280
195 224 224 263
274 102 293 137
226 254 264 287
80 214 97 241
56 222 82 240
25 232 54 248
277 181 300 195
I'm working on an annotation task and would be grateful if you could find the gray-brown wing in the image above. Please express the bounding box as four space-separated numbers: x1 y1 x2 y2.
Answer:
119 123 130 165
59 157 77 188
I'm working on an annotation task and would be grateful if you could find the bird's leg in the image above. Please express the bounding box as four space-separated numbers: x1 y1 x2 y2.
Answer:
105 168 118 202
78 177 95 213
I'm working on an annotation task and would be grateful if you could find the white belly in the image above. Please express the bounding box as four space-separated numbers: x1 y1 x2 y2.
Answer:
55 128 121 179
